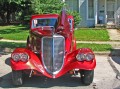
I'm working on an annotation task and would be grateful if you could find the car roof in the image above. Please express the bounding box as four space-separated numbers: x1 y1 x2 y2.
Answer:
31 14 59 19
31 14 73 19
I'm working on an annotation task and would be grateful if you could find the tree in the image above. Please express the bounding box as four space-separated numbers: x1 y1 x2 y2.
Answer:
20 0 65 25
30 0 64 14
29 0 80 26
0 0 21 24
0 0 80 26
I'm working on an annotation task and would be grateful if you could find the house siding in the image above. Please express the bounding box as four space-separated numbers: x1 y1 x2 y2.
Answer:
79 0 87 27
79 0 95 27
115 0 120 26
86 20 95 27
117 0 120 9
65 0 79 12
98 0 105 24
64 0 96 27
64 0 120 28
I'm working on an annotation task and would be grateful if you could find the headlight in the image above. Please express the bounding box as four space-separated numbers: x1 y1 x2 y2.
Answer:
76 53 94 61
12 53 20 62
86 53 95 61
21 53 29 62
11 53 29 62
76 53 85 61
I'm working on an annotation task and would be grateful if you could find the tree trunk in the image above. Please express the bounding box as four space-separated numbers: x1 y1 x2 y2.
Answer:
7 11 10 24
0 13 6 24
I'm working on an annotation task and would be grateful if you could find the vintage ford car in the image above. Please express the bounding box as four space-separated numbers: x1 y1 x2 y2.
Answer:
10 10 96 86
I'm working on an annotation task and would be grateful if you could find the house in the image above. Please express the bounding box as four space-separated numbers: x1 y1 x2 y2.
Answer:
63 0 120 28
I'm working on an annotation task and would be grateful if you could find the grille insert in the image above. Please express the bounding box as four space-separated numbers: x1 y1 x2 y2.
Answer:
42 35 65 75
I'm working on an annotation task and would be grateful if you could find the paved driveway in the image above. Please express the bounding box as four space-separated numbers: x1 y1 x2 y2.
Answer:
0 54 120 89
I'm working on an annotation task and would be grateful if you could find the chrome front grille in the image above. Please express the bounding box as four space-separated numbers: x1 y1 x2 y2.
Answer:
42 35 65 75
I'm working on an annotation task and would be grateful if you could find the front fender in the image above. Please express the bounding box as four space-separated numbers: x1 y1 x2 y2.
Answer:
55 48 96 78
10 48 52 78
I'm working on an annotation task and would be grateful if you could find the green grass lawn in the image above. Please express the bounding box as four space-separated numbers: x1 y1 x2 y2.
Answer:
0 25 110 41
77 43 112 51
0 26 112 52
0 25 29 40
0 42 112 52
75 28 110 41
0 41 26 49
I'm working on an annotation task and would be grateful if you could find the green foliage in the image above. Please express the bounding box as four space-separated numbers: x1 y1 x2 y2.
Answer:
0 0 81 26
0 0 22 23
0 41 26 49
31 0 64 14
30 0 81 27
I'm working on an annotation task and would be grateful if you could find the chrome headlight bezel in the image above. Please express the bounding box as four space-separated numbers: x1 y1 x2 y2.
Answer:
76 52 95 61
20 53 29 62
12 53 29 62
76 53 85 61
86 53 95 61
12 53 20 62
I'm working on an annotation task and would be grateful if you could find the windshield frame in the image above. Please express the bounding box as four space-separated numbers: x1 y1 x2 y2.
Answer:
32 18 57 29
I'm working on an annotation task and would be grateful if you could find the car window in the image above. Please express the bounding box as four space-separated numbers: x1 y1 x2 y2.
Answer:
68 19 72 29
32 18 57 28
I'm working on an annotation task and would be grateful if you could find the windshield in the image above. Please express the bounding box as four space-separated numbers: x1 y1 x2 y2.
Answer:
32 18 57 28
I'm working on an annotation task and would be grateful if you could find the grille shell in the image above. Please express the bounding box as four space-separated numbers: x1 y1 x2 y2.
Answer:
41 35 65 75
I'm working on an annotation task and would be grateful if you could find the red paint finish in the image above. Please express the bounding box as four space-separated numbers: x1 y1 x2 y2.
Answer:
10 10 96 79
11 48 96 78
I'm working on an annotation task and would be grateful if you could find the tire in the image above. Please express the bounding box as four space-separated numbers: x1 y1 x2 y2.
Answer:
80 70 94 85
12 70 23 86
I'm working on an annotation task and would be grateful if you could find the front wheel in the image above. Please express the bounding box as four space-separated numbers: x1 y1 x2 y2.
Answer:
12 70 23 86
80 70 94 85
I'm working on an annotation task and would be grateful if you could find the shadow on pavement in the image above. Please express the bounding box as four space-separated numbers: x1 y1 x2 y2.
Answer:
0 56 86 88
109 49 120 77
0 48 13 55
112 78 120 89
109 49 120 65
0 73 85 88
5 57 11 66
0 72 13 88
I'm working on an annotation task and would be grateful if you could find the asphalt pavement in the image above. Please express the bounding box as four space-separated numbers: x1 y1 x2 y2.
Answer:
0 54 120 89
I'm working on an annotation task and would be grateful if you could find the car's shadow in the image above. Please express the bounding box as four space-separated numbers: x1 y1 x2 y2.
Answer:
0 73 85 88
5 57 11 66
109 48 120 89
0 57 86 88
109 49 120 65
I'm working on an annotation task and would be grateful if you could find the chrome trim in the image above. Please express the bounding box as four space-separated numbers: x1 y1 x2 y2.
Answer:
41 34 65 75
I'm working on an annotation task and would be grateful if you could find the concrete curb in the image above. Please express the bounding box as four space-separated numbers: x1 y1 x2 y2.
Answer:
95 51 120 56
76 41 120 45
0 39 26 43
0 39 120 44
94 51 110 56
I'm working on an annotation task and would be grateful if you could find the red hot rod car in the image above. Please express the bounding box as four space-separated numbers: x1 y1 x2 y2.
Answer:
10 10 96 86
